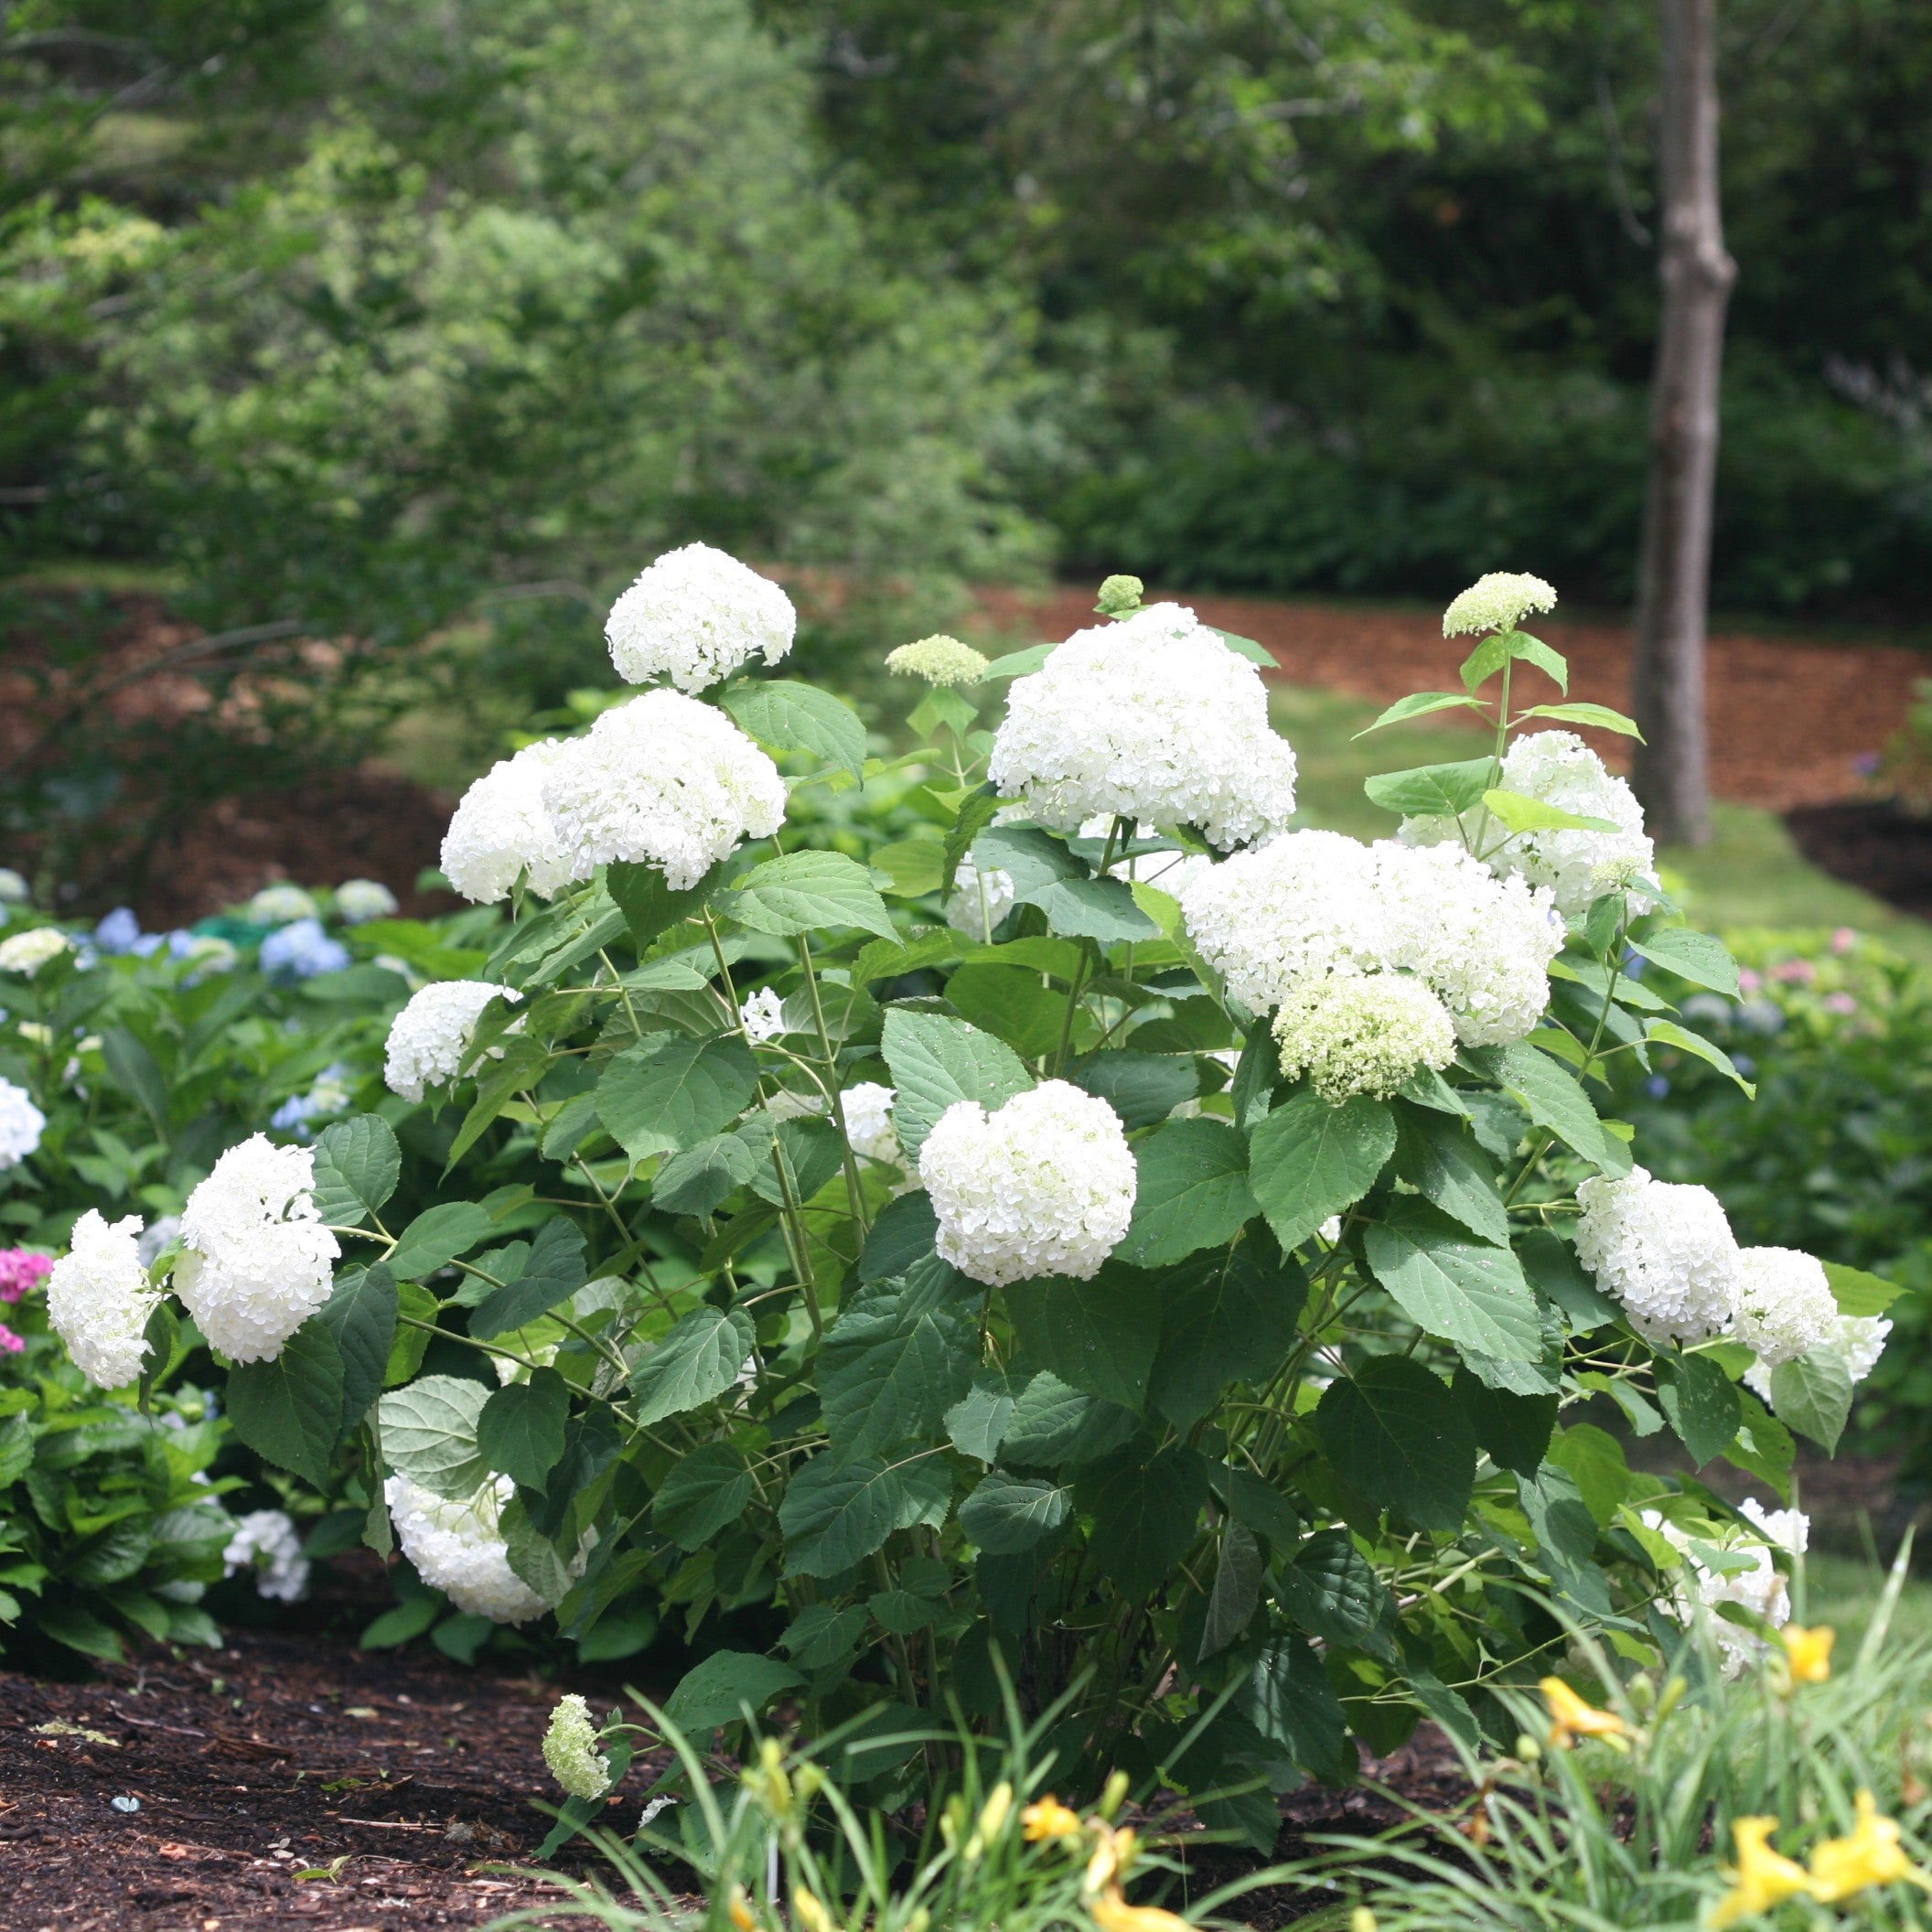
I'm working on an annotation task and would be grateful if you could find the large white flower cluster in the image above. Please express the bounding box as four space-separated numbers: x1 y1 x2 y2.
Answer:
0 927 70 975
542 1693 612 1799
1442 572 1557 638
1732 1245 1837 1370
1573 1166 1739 1348
605 543 795 692
0 1078 45 1170
335 878 399 925
842 1081 901 1167
47 1209 157 1389
1178 830 1561 1047
988 603 1297 851
1272 973 1455 1102
1402 731 1653 917
918 1080 1136 1287
175 1136 339 1362
223 1508 311 1603
384 981 523 1103
384 1472 552 1624
1373 841 1563 1046
1643 1498 1808 1677
1746 1313 1892 1407
541 691 785 891
442 737 579 906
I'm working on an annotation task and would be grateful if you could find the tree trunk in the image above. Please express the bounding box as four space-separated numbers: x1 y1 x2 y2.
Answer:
1631 0 1734 847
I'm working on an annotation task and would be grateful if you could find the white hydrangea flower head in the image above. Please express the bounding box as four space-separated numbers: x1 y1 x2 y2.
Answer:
542 1692 612 1799
335 878 399 925
738 987 788 1043
1442 573 1558 639
948 862 1016 942
0 927 71 975
384 1472 554 1624
47 1209 157 1389
384 981 523 1103
887 635 990 687
1733 1246 1837 1370
0 868 27 903
1402 731 1653 918
0 1078 45 1170
1745 1312 1893 1406
605 542 795 692
1373 840 1562 1046
918 1079 1136 1288
1643 1498 1807 1677
175 1135 340 1363
246 883 319 926
542 691 785 891
842 1081 901 1168
1272 974 1456 1102
1179 830 1390 1015
441 737 578 905
222 1508 311 1603
1574 1165 1740 1349
988 602 1297 851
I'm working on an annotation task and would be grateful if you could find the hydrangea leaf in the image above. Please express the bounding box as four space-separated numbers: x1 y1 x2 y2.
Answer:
1119 1118 1256 1268
959 1472 1072 1554
1451 1364 1557 1476
376 1373 490 1501
606 861 712 951
1768 1350 1852 1453
779 1454 910 1576
467 1217 587 1339
1004 1266 1161 1412
1821 1260 1900 1317
718 681 865 781
879 1009 1031 1158
316 1261 398 1433
652 1444 754 1551
1247 1092 1396 1253
1001 1372 1137 1467
661 1650 803 1734
387 1200 499 1281
476 1367 571 1489
944 1370 1023 1464
1075 1445 1210 1598
1362 758 1493 819
1274 1526 1382 1646
1625 926 1741 998
1241 1637 1349 1778
1315 1357 1474 1532
1392 1103 1509 1246
1655 1354 1742 1465
1149 1240 1304 1429
311 1114 401 1229
943 961 1065 1059
595 1034 760 1162
821 1258 979 1463
227 1323 346 1489
1199 1522 1263 1658
1364 1198 1541 1362
720 851 896 939
629 1305 755 1427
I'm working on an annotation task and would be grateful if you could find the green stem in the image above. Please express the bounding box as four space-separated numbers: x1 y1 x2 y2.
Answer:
797 932 871 1241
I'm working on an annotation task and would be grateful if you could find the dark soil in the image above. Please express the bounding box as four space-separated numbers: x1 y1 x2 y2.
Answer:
1786 799 1932 920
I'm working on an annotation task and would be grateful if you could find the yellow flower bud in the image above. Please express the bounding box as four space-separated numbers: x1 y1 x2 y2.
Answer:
1099 1769 1131 1819
1022 1796 1083 1842
1779 1625 1835 1687
791 1887 835 1932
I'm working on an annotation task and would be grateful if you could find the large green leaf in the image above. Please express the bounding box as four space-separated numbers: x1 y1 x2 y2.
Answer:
1354 691 1488 735
1364 1199 1540 1362
606 861 712 951
1362 758 1492 820
662 1650 804 1734
879 1009 1032 1158
226 1325 345 1488
1392 1104 1509 1247
944 1371 1022 1464
780 1454 915 1576
1452 1365 1557 1477
720 680 866 780
315 1262 398 1433
1199 1523 1263 1658
387 1201 498 1281
1769 1350 1853 1453
943 962 1064 1059
596 1033 760 1163
1516 1463 1611 1613
970 824 1082 900
720 851 896 940
1149 1240 1305 1428
1482 1041 1628 1174
1626 926 1741 998
1656 1354 1741 1465
1315 1357 1475 1531
377 1374 491 1500
1481 789 1618 836
959 1471 1071 1554
1247 1093 1395 1252
1068 1050 1198 1131
858 1191 940 1283
1547 1422 1632 1527
1025 876 1160 942
100 1025 169 1138
629 1305 756 1427
1118 1119 1256 1268
1001 1372 1137 1467
1821 1260 1901 1317
1242 1637 1348 1778
821 1259 980 1462
1076 1445 1210 1598
653 1445 754 1551
1004 1265 1161 1411
1274 1527 1381 1646
467 1217 588 1339
477 1368 571 1489
311 1114 401 1229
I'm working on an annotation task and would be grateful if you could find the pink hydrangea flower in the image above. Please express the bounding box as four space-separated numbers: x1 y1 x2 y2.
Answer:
1823 992 1858 1016
1772 959 1818 984
0 1322 23 1353
1738 969 1762 994
1831 927 1857 954
0 1250 52 1304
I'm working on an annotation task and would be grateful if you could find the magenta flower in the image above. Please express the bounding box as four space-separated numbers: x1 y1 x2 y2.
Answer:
0 1249 52 1304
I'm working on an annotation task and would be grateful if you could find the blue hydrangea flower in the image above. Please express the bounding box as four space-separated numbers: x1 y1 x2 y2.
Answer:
259 918 349 980
93 907 142 954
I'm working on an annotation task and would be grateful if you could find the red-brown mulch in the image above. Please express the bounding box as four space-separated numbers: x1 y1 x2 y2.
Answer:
976 586 1928 813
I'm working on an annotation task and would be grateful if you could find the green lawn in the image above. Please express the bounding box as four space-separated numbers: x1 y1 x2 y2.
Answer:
1272 682 1932 965
1800 1551 1932 1656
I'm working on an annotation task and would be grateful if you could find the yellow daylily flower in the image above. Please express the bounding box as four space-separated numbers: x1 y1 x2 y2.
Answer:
1540 1677 1629 1750
1711 1817 1815 1927
1809 1790 1932 1903
1085 1825 1139 1896
1022 1795 1084 1841
727 1885 758 1932
1779 1625 1834 1686
1089 1885 1194 1932
791 1887 836 1932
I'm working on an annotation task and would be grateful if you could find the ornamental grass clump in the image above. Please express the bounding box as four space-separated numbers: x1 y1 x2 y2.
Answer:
25 550 1899 1847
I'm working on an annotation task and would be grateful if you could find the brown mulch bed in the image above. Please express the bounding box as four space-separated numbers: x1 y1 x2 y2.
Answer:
977 585 1928 813
0 1629 659 1932
1786 799 1932 920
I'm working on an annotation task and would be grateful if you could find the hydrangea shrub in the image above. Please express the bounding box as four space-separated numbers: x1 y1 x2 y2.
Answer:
35 559 1900 1828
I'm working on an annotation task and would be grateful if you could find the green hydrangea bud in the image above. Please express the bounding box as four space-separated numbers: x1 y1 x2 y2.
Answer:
1094 574 1143 617
885 635 990 687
